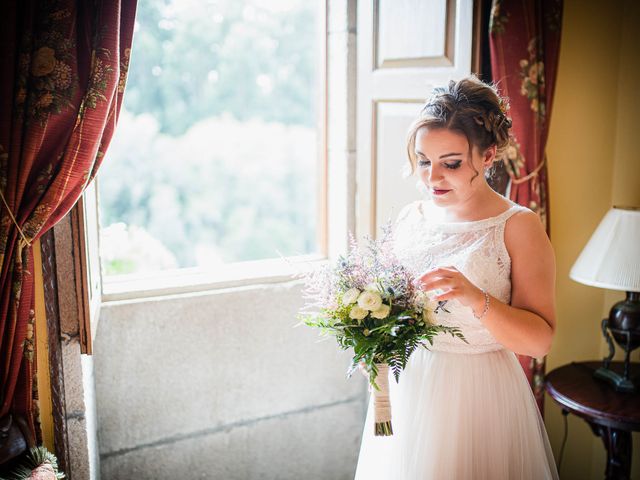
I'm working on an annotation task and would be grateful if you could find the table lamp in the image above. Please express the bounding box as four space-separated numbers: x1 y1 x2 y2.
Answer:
569 206 640 393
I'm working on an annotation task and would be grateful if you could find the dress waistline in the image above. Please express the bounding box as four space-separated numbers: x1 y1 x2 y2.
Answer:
426 343 505 355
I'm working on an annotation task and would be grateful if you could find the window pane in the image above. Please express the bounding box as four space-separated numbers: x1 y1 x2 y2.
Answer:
99 0 322 276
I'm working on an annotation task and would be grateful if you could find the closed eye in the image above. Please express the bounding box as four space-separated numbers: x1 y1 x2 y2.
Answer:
418 159 462 169
444 160 462 170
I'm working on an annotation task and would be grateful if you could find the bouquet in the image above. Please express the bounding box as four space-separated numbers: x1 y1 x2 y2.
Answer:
298 224 467 436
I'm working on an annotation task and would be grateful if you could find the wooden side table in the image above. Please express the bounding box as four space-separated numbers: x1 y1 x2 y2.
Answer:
545 361 640 480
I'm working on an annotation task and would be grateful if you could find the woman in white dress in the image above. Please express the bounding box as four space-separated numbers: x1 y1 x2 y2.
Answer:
354 76 559 479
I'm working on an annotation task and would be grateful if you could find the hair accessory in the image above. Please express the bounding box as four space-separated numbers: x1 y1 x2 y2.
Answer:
498 97 510 115
473 289 490 320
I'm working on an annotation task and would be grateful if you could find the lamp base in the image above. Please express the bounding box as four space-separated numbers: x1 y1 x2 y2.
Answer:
594 367 636 393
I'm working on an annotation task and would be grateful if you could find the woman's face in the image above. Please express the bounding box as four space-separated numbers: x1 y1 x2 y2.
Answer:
414 127 492 210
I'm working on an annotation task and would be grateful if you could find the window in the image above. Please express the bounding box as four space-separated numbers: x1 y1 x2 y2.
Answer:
98 0 325 287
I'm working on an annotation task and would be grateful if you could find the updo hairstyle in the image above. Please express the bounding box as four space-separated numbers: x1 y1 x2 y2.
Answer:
406 75 512 176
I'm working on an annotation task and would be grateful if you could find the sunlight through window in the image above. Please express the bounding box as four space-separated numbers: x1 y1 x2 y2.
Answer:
99 0 323 278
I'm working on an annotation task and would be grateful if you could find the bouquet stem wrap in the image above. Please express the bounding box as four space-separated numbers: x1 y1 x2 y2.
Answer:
373 363 393 436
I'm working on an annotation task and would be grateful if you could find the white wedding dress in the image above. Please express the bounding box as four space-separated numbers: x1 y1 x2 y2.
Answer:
354 200 559 480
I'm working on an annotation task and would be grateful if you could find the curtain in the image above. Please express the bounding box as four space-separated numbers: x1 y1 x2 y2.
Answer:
489 0 563 412
0 0 136 442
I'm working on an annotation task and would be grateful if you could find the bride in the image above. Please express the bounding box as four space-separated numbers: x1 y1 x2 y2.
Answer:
354 75 559 479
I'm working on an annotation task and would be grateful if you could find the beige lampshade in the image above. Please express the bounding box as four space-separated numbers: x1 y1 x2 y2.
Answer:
569 206 640 292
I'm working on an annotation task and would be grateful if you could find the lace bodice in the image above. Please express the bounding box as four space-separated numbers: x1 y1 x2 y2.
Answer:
393 200 529 354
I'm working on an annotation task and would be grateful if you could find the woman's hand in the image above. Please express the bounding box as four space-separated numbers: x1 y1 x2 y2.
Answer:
418 266 486 317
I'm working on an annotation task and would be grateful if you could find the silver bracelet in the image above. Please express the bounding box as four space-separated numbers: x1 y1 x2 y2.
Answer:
473 289 490 320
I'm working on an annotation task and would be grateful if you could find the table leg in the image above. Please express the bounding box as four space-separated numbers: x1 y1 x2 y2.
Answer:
588 423 632 480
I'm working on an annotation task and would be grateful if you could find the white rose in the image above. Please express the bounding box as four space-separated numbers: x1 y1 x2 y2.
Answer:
342 288 360 305
349 306 368 321
371 304 391 319
422 308 435 325
357 291 383 311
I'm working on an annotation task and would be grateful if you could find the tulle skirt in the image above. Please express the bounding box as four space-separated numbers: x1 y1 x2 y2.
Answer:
354 348 559 480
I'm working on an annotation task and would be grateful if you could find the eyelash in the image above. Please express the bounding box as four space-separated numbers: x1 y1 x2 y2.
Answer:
418 159 462 170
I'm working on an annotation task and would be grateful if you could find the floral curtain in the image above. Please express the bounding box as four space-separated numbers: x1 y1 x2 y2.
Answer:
489 0 563 411
0 0 136 443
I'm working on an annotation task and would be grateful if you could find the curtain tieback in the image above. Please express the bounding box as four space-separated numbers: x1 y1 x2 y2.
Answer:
0 189 32 249
509 156 546 185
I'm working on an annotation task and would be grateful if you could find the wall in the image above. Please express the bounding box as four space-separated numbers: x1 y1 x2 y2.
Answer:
610 0 640 208
94 283 366 480
545 0 640 478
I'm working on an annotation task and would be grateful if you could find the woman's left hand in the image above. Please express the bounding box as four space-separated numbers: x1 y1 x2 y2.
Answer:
418 266 485 313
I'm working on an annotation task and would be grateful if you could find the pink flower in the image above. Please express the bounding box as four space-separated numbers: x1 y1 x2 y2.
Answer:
29 463 55 479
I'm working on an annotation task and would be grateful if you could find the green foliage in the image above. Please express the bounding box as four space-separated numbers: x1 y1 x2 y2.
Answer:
99 0 321 274
105 257 137 276
302 303 467 390
100 114 318 273
125 0 319 136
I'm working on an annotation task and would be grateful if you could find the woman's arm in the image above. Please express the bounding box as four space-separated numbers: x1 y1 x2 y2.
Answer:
418 210 557 358
494 209 556 357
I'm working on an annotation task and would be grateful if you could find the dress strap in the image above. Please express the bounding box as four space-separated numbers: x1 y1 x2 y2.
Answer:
493 203 531 235
493 203 532 271
500 203 531 223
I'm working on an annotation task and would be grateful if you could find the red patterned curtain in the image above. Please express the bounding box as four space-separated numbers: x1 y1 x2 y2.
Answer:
489 0 563 411
0 0 136 443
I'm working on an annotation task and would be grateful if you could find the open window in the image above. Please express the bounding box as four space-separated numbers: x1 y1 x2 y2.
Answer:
93 0 327 303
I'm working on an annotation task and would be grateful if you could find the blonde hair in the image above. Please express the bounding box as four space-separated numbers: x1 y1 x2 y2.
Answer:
406 75 512 176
